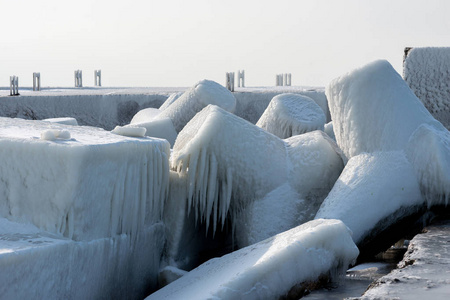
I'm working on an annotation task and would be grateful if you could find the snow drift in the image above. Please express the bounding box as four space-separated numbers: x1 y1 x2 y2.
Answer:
147 219 359 300
170 105 343 251
404 47 450 130
256 93 326 139
158 80 236 133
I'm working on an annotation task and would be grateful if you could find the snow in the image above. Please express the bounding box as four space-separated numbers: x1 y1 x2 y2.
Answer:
158 80 236 132
43 117 79 126
256 93 326 139
40 129 72 141
326 59 444 159
0 217 165 299
130 107 162 124
171 105 343 248
404 47 450 130
324 121 336 141
127 117 178 147
146 219 359 300
159 92 183 110
111 125 147 137
0 117 169 241
315 151 424 246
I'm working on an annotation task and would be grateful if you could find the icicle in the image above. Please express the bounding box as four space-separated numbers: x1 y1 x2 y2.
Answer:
188 152 199 214
205 153 218 233
220 180 228 229
226 167 233 213
213 178 219 235
200 151 210 224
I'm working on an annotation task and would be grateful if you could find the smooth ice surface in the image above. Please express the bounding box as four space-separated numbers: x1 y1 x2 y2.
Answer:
315 151 424 245
171 105 343 247
111 125 147 137
0 217 165 299
324 121 336 141
326 59 444 159
0 117 169 241
127 117 178 147
360 221 450 300
159 92 183 111
147 219 359 300
404 47 450 130
256 93 326 139
158 80 236 132
130 107 162 124
42 117 79 126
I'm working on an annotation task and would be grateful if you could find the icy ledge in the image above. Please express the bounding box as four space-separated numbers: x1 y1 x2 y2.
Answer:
147 219 359 300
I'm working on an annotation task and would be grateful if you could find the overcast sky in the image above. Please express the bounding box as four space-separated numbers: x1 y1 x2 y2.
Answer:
1 0 449 88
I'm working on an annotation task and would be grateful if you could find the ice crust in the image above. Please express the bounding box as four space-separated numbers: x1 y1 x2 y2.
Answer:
130 107 162 124
159 92 184 111
127 117 178 147
171 105 343 247
112 125 147 137
43 117 79 126
0 117 169 241
315 151 424 245
147 219 359 300
404 47 450 130
256 93 326 139
158 80 236 132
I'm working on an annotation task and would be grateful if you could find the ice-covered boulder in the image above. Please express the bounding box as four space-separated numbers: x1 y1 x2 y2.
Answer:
126 117 178 147
0 117 169 241
159 92 183 111
157 80 236 132
404 47 450 130
147 219 359 300
169 105 343 258
42 117 79 126
130 107 161 124
256 93 326 139
315 151 425 258
324 121 336 141
326 59 444 159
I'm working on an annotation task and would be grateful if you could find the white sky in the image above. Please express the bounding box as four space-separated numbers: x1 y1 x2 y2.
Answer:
1 0 450 88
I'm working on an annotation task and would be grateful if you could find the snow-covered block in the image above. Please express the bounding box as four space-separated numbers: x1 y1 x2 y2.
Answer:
315 151 425 256
256 93 326 139
0 217 165 299
42 117 79 126
147 219 359 300
171 105 343 249
326 59 443 159
406 124 450 206
127 117 178 147
158 80 236 132
130 107 162 124
0 117 169 241
159 92 183 111
404 47 450 130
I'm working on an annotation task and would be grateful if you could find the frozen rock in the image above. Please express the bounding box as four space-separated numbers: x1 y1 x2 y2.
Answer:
130 108 162 124
0 117 169 241
404 47 450 130
42 117 78 126
159 92 183 111
256 93 326 139
147 219 359 300
157 80 236 132
127 117 178 147
111 125 147 137
324 121 335 141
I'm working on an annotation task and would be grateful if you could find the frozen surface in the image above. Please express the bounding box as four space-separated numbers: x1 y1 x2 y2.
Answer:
359 220 450 300
315 151 424 246
326 60 444 159
147 219 359 300
256 93 326 139
159 92 183 111
171 105 343 248
130 107 162 124
404 47 450 130
42 117 79 126
128 117 178 147
0 117 169 241
324 121 336 141
111 125 147 137
0 217 165 299
158 80 236 132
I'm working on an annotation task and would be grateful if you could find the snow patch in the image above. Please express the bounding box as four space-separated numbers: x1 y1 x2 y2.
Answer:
112 125 147 137
40 129 71 141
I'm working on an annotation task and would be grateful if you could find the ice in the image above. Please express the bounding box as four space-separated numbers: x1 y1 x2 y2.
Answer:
158 80 236 132
130 107 162 124
404 47 450 130
171 105 343 249
0 217 165 299
256 93 326 139
111 125 147 137
159 92 184 111
42 117 79 126
0 117 169 241
147 219 358 300
40 129 72 141
326 59 444 159
127 117 178 147
315 151 424 253
324 121 336 141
